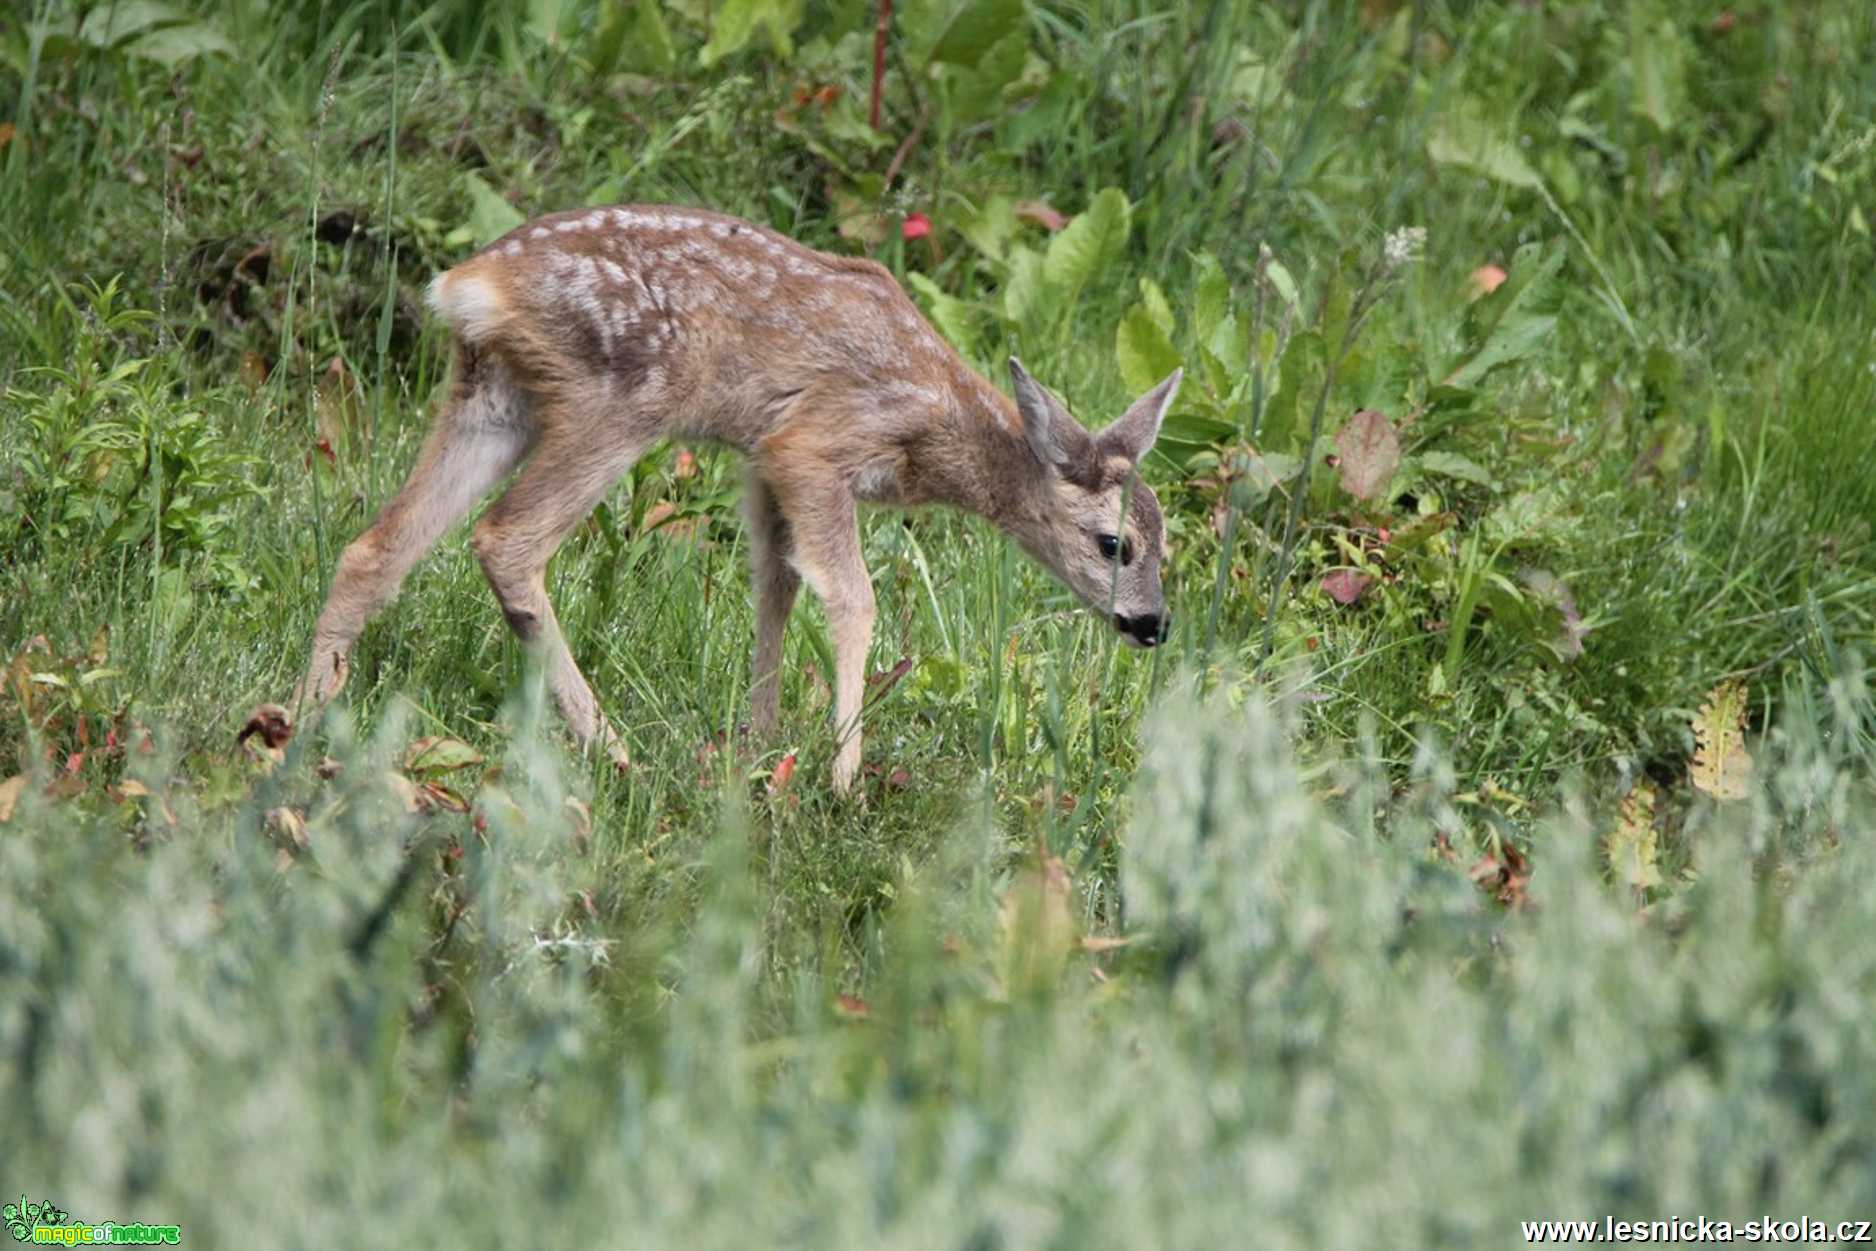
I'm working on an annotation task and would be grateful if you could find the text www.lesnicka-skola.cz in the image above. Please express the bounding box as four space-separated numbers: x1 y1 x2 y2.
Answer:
1524 1217 1873 1244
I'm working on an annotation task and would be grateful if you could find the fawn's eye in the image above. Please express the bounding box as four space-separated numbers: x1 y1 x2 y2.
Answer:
1096 534 1133 565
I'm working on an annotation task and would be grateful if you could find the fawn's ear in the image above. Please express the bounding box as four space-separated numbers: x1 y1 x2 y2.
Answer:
1096 368 1182 465
1009 357 1076 473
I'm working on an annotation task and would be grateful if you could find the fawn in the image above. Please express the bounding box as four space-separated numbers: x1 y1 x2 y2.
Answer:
251 204 1182 791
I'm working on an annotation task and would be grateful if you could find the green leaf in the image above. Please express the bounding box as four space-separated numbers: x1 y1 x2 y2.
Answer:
1446 242 1564 389
1002 245 1045 327
1115 304 1183 396
620 0 677 74
1260 330 1322 451
1191 251 1229 342
1264 256 1300 314
1428 109 1541 191
907 0 1025 68
1629 14 1685 136
1043 187 1130 304
1415 451 1498 491
1138 278 1175 337
906 273 979 356
700 0 801 66
958 195 1017 263
462 174 525 247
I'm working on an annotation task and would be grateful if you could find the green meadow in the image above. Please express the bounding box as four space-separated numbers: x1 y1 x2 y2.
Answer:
4 1 1875 1244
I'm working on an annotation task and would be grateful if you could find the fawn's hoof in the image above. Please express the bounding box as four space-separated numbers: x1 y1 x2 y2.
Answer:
238 704 294 750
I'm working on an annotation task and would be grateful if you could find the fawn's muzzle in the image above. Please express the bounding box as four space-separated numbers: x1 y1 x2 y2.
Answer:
1115 612 1167 647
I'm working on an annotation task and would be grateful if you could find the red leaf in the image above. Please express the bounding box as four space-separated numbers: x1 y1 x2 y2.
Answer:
1013 199 1068 230
1467 264 1508 298
769 752 798 795
902 212 932 240
1320 569 1374 605
1333 409 1401 502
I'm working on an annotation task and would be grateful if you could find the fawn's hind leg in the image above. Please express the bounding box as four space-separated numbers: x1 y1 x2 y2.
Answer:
291 351 533 715
470 413 659 767
744 470 801 740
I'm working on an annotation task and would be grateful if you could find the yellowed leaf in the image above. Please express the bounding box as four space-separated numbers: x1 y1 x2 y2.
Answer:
1606 781 1662 891
999 846 1077 992
1690 679 1752 800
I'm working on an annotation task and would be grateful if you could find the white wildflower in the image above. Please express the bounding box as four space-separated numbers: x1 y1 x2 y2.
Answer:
1383 226 1427 269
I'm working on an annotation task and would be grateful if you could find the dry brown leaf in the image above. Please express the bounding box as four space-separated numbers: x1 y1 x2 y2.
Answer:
383 771 423 814
0 775 25 822
402 736 484 774
237 704 293 750
1690 679 1752 801
315 356 364 458
266 805 309 849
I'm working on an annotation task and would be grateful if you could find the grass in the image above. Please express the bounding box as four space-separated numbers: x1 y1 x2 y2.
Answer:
4 0 1876 1243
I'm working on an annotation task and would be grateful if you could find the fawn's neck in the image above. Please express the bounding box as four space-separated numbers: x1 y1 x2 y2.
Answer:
901 368 1048 530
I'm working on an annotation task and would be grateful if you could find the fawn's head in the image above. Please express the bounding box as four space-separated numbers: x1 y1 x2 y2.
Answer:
1005 358 1183 647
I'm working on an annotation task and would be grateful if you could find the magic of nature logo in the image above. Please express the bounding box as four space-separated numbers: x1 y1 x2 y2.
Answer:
4 1194 181 1245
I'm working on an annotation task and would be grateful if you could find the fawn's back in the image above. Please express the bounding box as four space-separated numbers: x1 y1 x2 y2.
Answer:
427 203 983 463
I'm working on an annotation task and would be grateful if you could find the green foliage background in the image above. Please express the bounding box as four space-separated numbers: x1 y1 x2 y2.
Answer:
3 0 1875 1243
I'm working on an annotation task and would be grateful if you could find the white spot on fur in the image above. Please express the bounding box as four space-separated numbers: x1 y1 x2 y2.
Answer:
584 209 607 230
531 226 550 239
599 258 626 285
502 240 522 256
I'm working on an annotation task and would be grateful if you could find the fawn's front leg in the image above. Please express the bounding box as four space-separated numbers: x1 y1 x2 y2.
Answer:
770 482 874 792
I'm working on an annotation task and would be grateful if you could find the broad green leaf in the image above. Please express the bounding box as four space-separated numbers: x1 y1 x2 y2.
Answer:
1415 451 1498 491
1446 242 1564 389
907 0 1024 68
1002 245 1045 327
463 173 525 247
1115 304 1183 396
1204 312 1246 378
78 1 190 46
1138 278 1175 337
1629 14 1685 136
1428 110 1541 191
1264 256 1300 313
906 273 979 355
626 0 679 74
1191 251 1229 342
700 0 801 66
117 20 234 63
1260 329 1322 450
958 195 1017 262
1043 187 1130 304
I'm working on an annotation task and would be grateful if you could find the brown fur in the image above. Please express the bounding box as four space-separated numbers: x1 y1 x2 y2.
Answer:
262 204 1181 791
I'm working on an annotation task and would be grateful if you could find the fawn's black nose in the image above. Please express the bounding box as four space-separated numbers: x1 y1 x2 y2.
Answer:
1115 612 1167 646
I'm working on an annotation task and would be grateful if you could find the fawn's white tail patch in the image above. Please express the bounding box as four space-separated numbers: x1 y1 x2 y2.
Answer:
426 270 508 346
